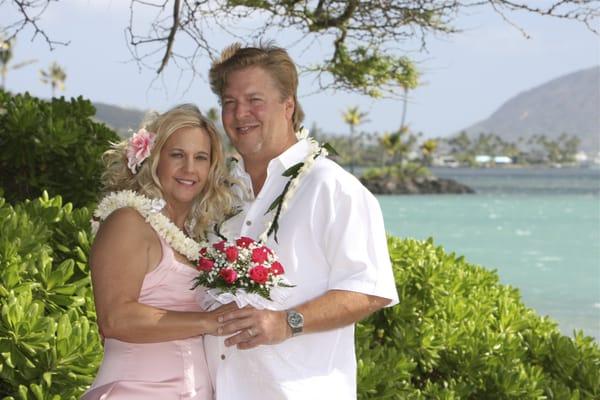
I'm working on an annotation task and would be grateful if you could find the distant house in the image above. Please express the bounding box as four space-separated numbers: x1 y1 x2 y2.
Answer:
574 151 589 164
474 155 513 166
494 156 513 164
475 155 492 164
433 155 460 168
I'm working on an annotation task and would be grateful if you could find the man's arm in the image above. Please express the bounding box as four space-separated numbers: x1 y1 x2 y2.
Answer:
218 289 391 349
218 167 398 349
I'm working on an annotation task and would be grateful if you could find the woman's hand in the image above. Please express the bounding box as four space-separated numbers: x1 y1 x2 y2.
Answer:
203 302 240 335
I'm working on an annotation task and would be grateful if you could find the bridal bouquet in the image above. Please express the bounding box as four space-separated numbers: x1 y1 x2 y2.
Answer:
193 236 293 309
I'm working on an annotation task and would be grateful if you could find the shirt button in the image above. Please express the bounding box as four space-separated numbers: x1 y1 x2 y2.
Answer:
246 220 252 226
221 354 226 360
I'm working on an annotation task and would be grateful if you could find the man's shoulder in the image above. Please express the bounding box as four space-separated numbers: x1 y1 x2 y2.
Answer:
307 158 373 197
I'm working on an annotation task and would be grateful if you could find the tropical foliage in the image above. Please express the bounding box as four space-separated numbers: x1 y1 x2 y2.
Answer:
444 131 582 166
1 193 598 399
0 193 101 399
0 90 119 207
356 236 600 399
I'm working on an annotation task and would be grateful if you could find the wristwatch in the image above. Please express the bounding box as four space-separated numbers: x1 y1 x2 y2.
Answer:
286 309 304 337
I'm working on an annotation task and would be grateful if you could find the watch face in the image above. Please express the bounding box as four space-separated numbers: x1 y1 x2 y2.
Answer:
288 311 304 328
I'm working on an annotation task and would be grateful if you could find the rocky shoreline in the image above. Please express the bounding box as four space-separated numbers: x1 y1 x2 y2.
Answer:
360 175 475 195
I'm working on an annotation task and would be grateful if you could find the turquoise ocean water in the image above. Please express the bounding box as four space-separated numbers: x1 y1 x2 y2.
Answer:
377 167 600 340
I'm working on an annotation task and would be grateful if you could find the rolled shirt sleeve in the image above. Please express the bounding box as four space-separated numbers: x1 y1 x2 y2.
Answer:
315 163 399 306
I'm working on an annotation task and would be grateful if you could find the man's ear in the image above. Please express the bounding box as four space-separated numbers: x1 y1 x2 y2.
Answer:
284 96 295 121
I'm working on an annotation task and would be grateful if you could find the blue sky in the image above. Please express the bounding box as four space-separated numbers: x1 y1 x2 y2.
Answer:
2 0 598 138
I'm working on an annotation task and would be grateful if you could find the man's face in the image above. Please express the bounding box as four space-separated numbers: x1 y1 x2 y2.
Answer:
221 66 295 161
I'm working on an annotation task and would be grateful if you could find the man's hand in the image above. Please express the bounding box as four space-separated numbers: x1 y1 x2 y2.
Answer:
218 308 290 350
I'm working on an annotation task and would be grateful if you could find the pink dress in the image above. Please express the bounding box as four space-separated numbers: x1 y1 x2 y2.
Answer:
82 236 213 400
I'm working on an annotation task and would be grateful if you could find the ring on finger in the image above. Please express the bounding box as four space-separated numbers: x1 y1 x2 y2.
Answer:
247 328 255 337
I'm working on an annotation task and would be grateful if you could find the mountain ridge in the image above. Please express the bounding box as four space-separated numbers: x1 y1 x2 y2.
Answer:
459 66 599 154
92 102 147 138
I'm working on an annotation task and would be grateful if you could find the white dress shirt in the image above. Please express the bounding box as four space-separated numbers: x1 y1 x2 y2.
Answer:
204 139 399 400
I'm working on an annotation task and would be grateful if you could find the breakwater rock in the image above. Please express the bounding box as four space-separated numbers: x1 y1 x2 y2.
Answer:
361 175 475 195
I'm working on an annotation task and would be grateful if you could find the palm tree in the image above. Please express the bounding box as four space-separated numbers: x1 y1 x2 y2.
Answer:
342 106 368 175
0 37 36 89
380 131 401 167
397 58 419 130
420 138 438 167
0 38 12 89
206 107 219 124
379 126 418 170
205 106 235 153
40 62 66 97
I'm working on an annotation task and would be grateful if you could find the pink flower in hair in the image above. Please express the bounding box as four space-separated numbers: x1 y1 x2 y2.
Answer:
127 128 156 174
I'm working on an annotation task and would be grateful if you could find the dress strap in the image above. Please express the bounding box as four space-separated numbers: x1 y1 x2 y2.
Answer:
156 233 175 265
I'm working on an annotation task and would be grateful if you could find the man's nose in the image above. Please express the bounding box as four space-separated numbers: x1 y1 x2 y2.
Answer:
235 101 250 119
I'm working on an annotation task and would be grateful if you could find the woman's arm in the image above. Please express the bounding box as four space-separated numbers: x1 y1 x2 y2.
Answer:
90 208 228 343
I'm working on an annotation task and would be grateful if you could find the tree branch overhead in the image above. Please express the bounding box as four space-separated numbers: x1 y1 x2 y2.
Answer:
2 0 598 97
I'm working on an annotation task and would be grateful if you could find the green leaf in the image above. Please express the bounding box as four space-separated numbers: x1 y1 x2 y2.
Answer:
42 372 52 387
265 194 284 214
282 162 303 177
28 384 43 400
17 385 28 400
323 142 339 156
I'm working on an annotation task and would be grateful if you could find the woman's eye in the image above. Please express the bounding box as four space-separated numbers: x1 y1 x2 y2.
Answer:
171 153 183 158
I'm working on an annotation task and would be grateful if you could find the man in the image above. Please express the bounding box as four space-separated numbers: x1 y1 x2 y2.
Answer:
204 43 399 399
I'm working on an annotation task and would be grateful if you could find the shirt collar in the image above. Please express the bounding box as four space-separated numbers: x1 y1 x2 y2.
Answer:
234 139 310 176
268 139 310 172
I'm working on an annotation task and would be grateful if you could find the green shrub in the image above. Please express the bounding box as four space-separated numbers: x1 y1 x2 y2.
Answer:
356 237 600 399
0 193 101 399
0 90 119 208
1 193 598 399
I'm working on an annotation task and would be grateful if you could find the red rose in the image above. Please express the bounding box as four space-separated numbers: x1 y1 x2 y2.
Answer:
235 236 255 248
225 246 238 262
197 258 214 272
200 247 208 256
213 240 226 252
270 261 284 275
249 265 269 284
251 247 270 263
220 268 238 284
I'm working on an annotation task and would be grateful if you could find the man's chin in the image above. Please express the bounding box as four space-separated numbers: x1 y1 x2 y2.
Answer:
234 142 263 158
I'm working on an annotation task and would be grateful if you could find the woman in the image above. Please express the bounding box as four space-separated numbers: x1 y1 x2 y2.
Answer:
82 104 237 399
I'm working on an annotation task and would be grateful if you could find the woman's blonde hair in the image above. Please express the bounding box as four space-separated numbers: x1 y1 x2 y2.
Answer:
101 104 237 240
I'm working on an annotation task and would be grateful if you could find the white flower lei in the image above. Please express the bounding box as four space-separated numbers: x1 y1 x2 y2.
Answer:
257 128 328 243
91 190 203 262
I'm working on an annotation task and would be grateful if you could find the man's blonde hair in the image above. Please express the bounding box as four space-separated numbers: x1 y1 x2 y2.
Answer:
209 42 305 131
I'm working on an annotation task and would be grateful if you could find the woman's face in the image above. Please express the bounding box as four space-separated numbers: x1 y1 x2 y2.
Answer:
156 126 212 211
